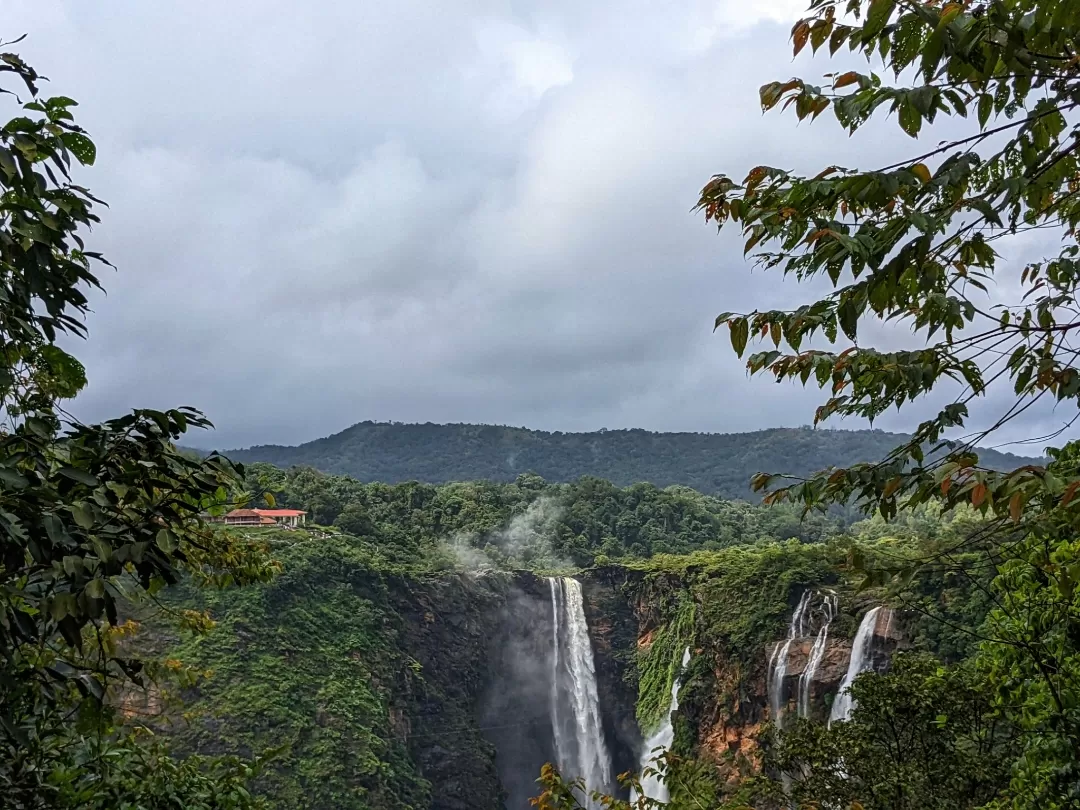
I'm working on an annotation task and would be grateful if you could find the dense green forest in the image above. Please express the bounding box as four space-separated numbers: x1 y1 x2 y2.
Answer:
224 422 1036 498
144 476 1000 810
240 462 844 568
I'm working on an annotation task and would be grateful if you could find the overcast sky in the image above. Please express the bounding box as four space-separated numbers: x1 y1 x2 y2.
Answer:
4 0 1073 452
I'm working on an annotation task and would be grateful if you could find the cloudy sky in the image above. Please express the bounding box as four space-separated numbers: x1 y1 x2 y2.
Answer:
4 0 1072 451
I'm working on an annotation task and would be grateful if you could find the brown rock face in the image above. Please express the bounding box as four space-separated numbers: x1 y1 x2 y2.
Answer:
114 682 165 722
764 637 853 723
765 607 901 724
691 649 767 787
702 716 765 789
637 627 657 652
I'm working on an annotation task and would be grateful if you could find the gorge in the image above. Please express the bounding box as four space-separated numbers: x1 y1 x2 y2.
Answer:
154 527 922 810
129 455 992 809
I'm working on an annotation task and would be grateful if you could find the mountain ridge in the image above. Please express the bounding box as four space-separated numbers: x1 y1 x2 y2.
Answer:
223 421 1040 499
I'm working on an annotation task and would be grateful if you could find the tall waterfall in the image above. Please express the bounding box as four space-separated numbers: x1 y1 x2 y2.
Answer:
798 593 837 718
548 577 613 806
829 606 884 724
768 590 816 728
632 647 691 804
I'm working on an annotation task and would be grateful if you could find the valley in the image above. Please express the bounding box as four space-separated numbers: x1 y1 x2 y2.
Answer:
133 460 992 809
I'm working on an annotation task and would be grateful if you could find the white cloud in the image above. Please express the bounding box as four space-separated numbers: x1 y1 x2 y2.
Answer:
473 20 574 102
1 0 1064 453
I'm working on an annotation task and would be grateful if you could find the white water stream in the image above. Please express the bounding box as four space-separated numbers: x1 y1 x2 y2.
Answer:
768 590 812 728
829 606 885 724
798 594 837 718
549 577 613 807
632 646 691 804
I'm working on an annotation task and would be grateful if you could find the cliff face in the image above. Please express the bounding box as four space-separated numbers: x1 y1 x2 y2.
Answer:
767 605 902 722
396 569 905 805
397 570 642 809
147 549 902 809
581 574 644 796
690 604 902 789
606 564 907 799
388 572 512 810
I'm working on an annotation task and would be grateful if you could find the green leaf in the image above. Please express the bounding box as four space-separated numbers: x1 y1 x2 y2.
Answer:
43 514 69 545
866 0 896 34
156 529 179 553
0 145 16 178
44 95 78 110
70 502 94 530
838 299 859 340
0 464 29 490
978 94 993 129
60 132 96 166
730 318 750 357
899 101 922 137
58 467 100 487
84 578 105 599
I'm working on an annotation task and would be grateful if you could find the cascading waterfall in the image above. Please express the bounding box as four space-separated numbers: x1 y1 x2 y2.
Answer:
632 647 691 804
768 590 812 728
798 593 837 718
548 577 613 806
829 606 885 724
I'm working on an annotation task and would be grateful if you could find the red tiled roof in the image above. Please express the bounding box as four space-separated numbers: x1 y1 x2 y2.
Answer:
226 509 262 518
253 509 307 517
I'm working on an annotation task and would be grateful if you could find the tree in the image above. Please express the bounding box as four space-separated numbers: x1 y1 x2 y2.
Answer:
0 42 275 807
759 654 1018 810
694 1 1080 807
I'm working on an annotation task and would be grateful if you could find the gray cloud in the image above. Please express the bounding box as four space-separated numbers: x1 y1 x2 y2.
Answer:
5 0 1074 452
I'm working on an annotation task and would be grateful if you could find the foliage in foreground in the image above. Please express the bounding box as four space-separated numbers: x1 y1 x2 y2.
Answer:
550 0 1080 806
0 45 273 808
762 654 1019 810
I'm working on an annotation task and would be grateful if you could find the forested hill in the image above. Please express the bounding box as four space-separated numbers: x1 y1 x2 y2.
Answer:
225 422 1038 499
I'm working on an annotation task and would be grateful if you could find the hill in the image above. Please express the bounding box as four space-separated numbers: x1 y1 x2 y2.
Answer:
224 422 1039 499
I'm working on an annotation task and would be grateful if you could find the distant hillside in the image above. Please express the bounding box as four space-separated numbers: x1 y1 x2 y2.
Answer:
223 422 1040 499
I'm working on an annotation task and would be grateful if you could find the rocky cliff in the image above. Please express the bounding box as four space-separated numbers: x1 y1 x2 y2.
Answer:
142 538 909 809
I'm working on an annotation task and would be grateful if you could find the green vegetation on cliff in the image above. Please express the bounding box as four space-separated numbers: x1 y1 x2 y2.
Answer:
165 535 429 809
125 463 1015 810
157 529 513 810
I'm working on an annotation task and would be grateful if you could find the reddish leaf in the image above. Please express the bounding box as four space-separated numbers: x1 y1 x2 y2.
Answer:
833 71 859 89
1009 492 1023 523
792 21 811 56
1062 480 1080 507
972 483 987 507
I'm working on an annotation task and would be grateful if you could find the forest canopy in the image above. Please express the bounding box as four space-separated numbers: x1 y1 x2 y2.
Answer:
224 422 1036 499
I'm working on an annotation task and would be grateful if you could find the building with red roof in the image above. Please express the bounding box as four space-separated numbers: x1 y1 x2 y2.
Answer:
217 508 307 528
253 509 307 527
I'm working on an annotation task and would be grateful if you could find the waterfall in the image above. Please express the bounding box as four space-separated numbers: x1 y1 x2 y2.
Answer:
632 647 691 804
829 606 883 724
798 594 836 718
768 590 812 728
548 577 613 806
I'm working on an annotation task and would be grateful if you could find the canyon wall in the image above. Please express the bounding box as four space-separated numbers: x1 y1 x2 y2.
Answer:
145 545 905 809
